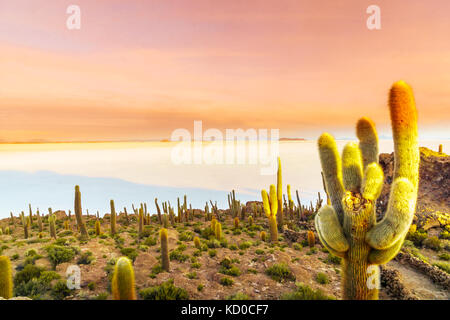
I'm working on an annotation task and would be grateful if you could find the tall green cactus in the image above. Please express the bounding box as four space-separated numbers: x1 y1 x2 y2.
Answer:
49 215 57 239
74 185 89 240
111 256 137 300
276 157 284 231
160 228 170 272
0 256 13 299
314 81 419 300
138 208 144 239
261 185 278 242
110 199 116 236
37 210 43 232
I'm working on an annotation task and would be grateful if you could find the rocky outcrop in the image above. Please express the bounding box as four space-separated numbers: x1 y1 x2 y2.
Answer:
377 147 449 227
380 265 418 300
394 251 450 291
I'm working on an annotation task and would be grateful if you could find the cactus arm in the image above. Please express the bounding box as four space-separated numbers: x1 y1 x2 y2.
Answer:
366 177 415 249
261 190 271 217
361 163 384 201
356 117 379 169
368 238 404 265
269 184 278 217
388 81 420 189
342 142 364 193
366 81 419 250
315 205 349 253
318 133 345 224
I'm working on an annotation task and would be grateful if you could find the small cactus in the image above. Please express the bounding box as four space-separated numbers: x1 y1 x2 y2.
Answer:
307 230 315 248
215 222 222 240
261 185 278 242
95 219 101 235
439 144 443 153
74 185 89 240
194 236 201 249
49 215 57 239
37 211 43 232
0 256 13 299
234 217 239 229
110 199 116 236
276 157 284 232
211 217 217 233
138 208 144 239
160 228 170 272
260 231 267 242
248 216 253 226
111 257 137 300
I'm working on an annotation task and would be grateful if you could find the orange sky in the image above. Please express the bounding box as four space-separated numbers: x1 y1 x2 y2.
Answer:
0 0 449 142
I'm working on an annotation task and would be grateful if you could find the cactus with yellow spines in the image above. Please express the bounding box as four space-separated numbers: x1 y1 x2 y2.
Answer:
194 236 201 249
74 185 89 240
287 184 295 220
138 208 144 239
160 228 170 272
215 222 222 240
276 157 284 232
95 219 101 235
307 230 315 248
111 256 137 300
261 185 278 242
211 217 217 233
260 231 267 242
110 199 116 236
0 256 13 299
234 217 239 229
314 81 419 300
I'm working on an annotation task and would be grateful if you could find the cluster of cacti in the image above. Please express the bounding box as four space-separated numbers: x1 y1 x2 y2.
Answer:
314 81 419 300
111 256 136 300
228 190 242 218
160 228 170 272
110 199 116 235
261 185 278 242
0 256 13 299
74 185 89 240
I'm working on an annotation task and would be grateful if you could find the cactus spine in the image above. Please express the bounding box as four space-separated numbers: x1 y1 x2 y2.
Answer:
0 256 13 299
111 256 136 300
160 228 170 272
261 185 278 242
74 185 89 240
314 81 419 300
110 200 116 236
